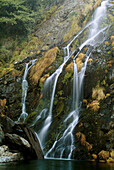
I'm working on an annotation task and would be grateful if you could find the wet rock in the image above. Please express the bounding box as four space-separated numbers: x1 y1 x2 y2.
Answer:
23 127 44 159
73 33 114 161
0 145 8 156
0 145 24 163
5 133 31 150
0 125 4 145
0 115 44 160
0 152 24 163
98 150 109 161
107 157 114 163
92 154 97 160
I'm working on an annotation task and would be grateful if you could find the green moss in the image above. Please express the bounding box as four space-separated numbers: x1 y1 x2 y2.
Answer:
57 90 63 96
25 111 37 124
112 41 114 47
55 4 64 14
63 21 81 42
56 49 64 65
55 101 64 117
62 72 73 85
101 80 106 86
39 81 44 92
107 51 111 54
46 5 58 19
69 12 77 18
105 41 109 46
0 64 22 78
10 36 41 63
71 39 80 51
108 14 114 23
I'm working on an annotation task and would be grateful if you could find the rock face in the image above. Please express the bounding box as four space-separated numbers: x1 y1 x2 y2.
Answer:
5 133 31 150
0 116 44 162
72 33 114 161
35 0 98 48
72 132 93 160
23 127 44 159
0 0 98 120
0 73 22 120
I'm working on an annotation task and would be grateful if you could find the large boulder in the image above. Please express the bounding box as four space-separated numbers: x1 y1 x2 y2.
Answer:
0 116 44 160
4 133 37 160
0 145 24 163
5 133 31 150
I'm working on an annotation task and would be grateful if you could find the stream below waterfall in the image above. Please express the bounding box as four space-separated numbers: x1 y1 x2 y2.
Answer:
0 159 113 170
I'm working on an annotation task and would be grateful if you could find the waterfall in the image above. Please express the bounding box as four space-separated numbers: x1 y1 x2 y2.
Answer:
38 46 71 147
33 0 109 159
45 46 93 159
18 59 37 123
73 60 78 110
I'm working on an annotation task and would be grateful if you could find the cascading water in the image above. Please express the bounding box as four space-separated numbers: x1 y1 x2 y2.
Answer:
18 59 37 123
45 46 93 159
38 46 72 147
33 0 110 159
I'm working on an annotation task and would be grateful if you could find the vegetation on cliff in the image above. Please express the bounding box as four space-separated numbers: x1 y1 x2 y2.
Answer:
0 0 114 163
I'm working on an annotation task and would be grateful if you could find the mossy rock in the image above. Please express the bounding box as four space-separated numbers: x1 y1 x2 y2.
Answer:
55 101 64 117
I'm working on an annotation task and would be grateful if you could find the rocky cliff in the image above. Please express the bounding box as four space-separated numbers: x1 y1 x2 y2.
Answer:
0 0 114 162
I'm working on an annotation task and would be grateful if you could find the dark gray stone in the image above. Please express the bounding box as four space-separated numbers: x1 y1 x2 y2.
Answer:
5 133 31 149
0 116 15 133
0 125 4 145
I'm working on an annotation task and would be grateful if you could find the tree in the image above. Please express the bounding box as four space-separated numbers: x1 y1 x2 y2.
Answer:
0 0 35 34
24 0 39 11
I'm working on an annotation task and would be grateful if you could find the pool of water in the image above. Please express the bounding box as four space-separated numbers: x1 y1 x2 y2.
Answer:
0 159 114 170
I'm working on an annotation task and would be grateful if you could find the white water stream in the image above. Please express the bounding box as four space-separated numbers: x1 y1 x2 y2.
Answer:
33 0 110 159
38 47 71 146
18 59 37 123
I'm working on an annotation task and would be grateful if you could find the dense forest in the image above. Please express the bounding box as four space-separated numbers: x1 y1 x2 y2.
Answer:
0 0 64 35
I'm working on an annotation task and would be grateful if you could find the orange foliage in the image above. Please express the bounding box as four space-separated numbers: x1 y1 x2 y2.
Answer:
30 47 58 84
0 99 6 107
